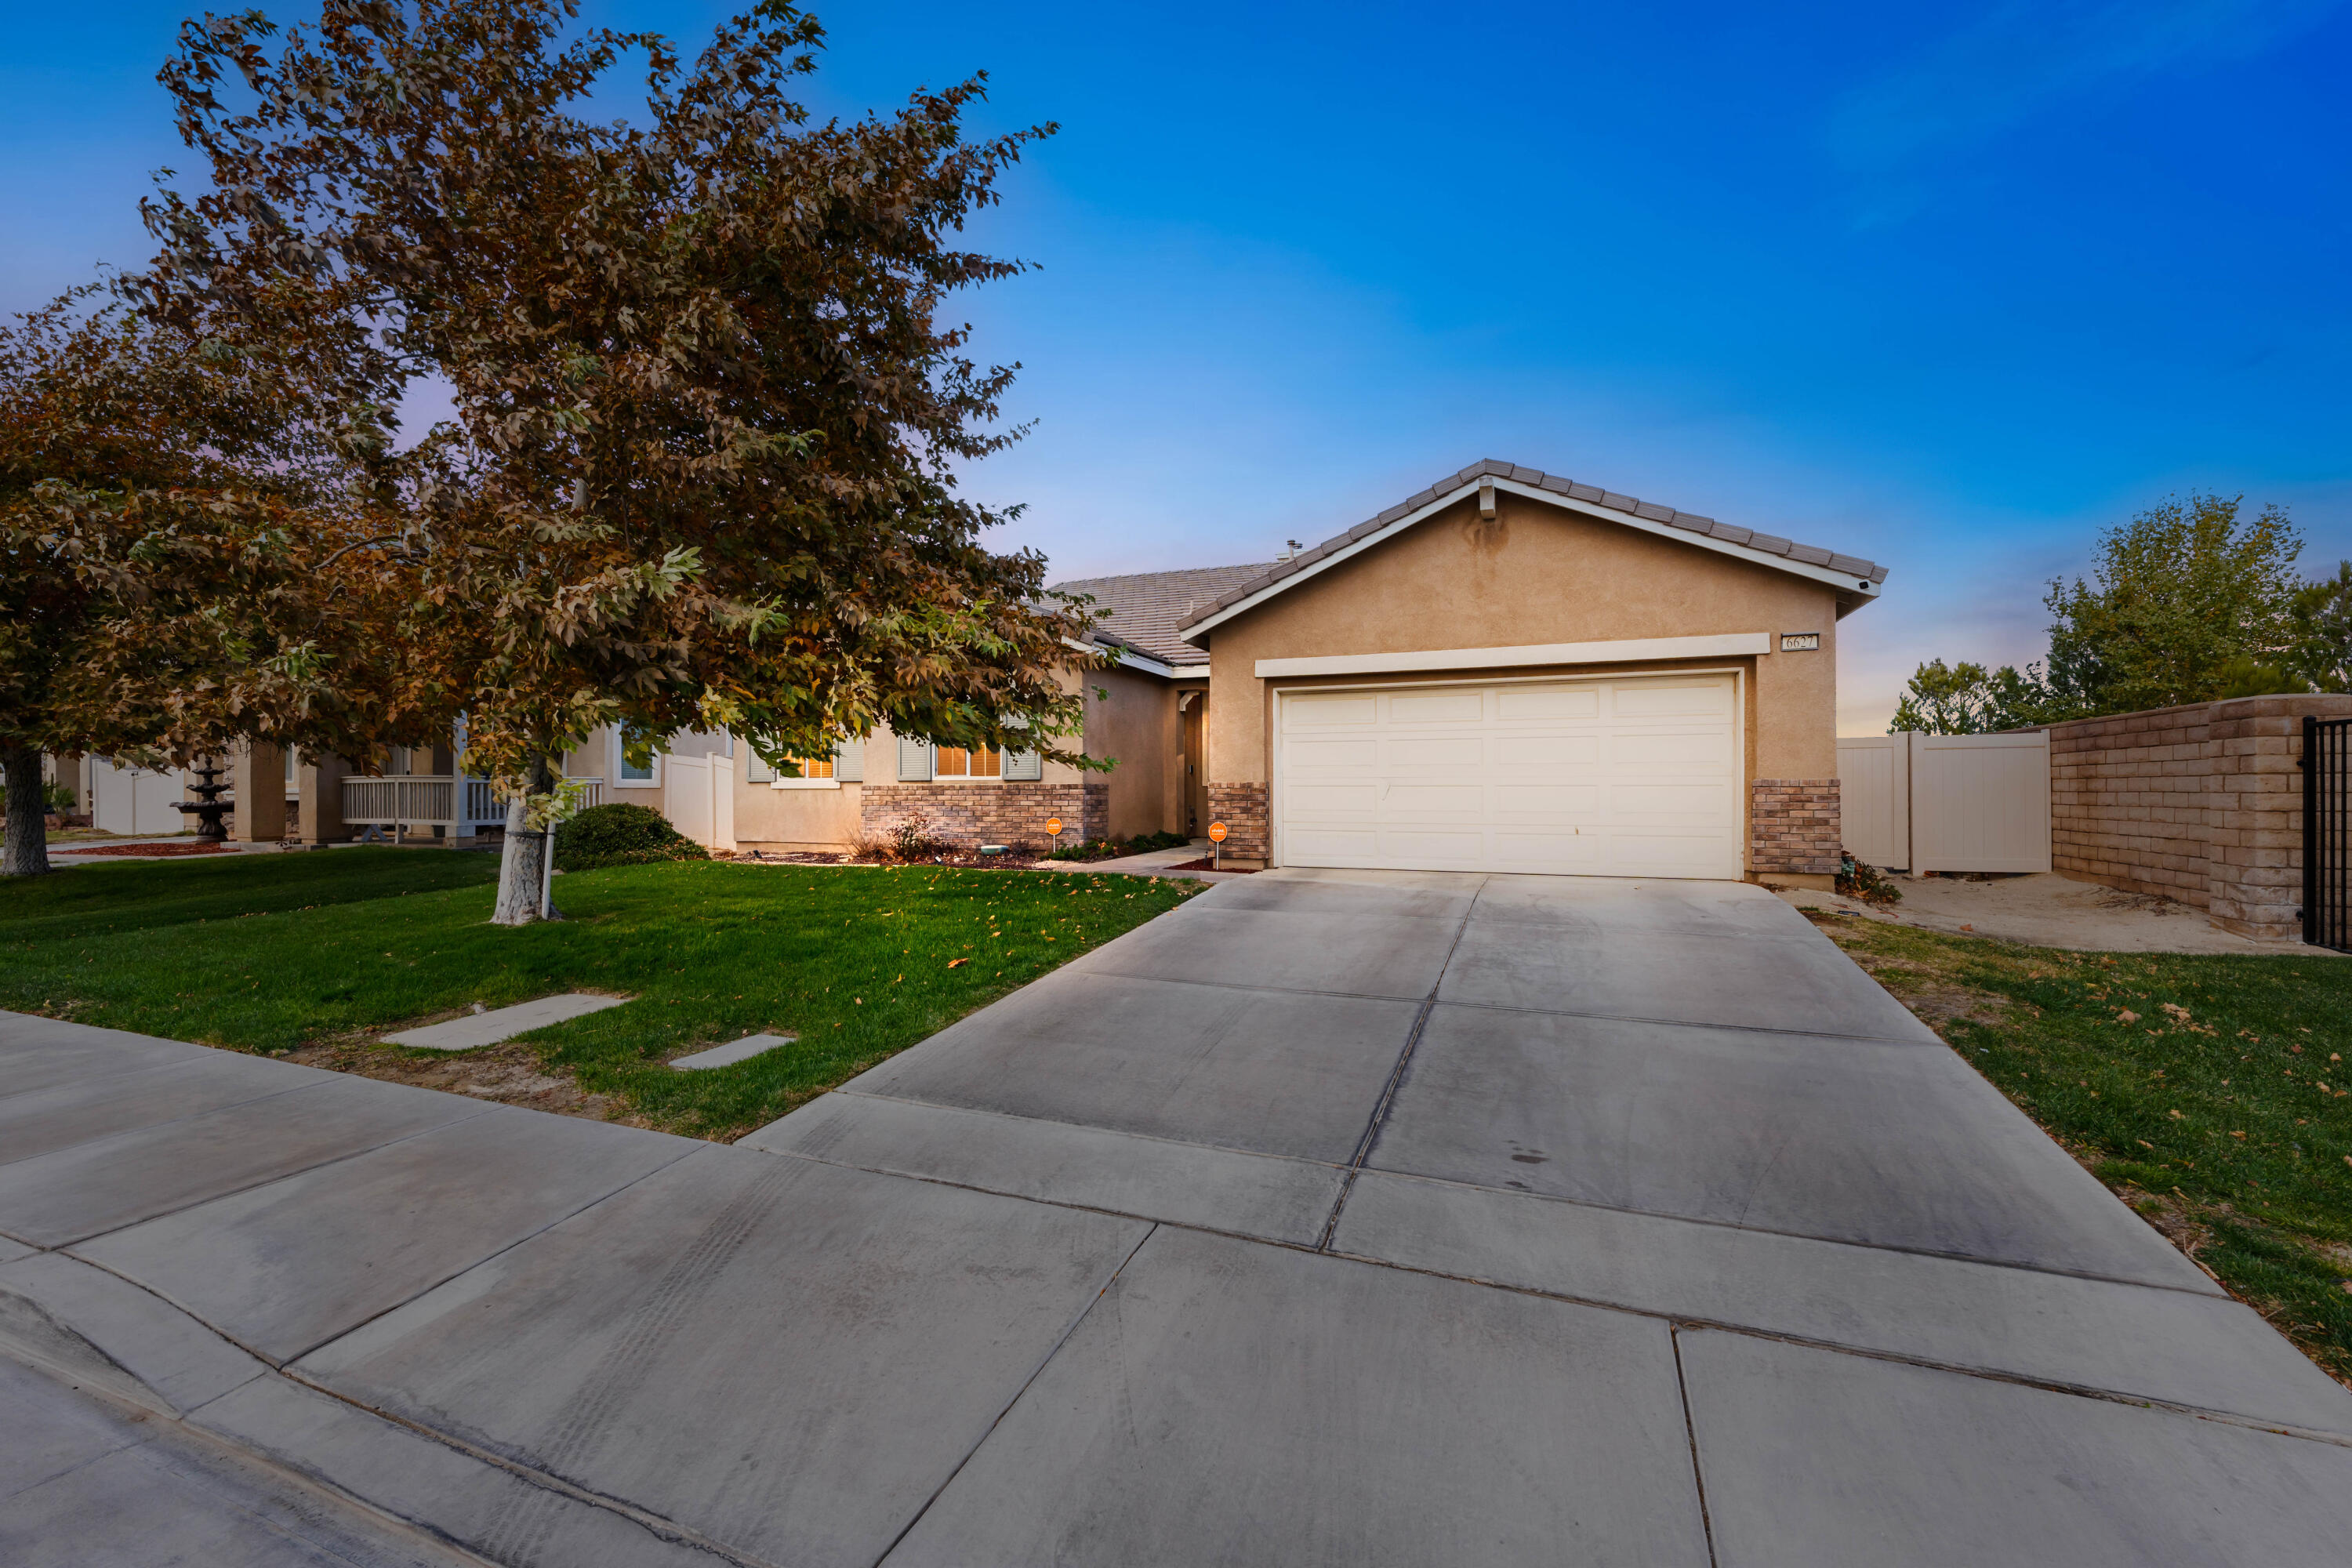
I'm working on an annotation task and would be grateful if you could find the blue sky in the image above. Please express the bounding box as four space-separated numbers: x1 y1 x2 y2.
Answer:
6 2 2350 731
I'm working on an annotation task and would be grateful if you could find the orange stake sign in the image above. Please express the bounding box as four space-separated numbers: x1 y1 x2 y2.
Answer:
1207 822 1228 843
1045 817 1063 838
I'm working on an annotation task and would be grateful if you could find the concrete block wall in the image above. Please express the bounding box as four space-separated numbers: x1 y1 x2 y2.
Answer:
2047 695 2352 941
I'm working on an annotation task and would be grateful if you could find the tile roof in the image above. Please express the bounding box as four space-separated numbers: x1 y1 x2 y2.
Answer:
1050 562 1278 667
1176 459 1890 637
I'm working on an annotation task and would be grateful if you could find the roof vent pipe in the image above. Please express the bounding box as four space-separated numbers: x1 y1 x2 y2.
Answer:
1277 539 1302 561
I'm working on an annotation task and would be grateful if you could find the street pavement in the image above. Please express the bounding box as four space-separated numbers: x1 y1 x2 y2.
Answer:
4 868 2350 1566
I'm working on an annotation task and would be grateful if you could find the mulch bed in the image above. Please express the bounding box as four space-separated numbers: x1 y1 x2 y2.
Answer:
55 841 230 857
1166 856 1257 873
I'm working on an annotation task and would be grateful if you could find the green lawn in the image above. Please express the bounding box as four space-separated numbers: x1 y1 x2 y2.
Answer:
1815 913 2352 1384
3 851 1202 1139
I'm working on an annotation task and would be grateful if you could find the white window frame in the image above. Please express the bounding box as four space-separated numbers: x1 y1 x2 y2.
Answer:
928 745 1005 784
611 733 662 789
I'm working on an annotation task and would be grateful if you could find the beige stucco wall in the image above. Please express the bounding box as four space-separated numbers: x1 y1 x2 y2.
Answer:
735 775 862 849
1202 492 1846 789
1084 664 1185 840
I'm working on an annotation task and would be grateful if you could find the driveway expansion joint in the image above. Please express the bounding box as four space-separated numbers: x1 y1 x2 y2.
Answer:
1316 875 1488 1251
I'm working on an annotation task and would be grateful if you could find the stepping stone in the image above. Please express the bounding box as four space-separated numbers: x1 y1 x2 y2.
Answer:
670 1033 797 1071
385 995 627 1052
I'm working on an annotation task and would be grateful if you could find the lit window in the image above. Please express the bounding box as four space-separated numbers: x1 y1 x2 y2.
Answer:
935 746 1000 779
793 756 834 779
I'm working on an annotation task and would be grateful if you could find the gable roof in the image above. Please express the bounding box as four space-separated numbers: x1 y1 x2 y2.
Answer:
1177 459 1889 644
1050 562 1277 667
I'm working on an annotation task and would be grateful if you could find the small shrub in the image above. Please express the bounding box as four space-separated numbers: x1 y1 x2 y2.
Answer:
554 803 710 871
42 781 79 813
853 811 952 864
1047 837 1120 862
1130 829 1191 851
1836 850 1902 906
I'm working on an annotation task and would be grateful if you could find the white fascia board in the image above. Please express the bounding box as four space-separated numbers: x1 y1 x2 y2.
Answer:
1064 635 1177 679
1254 633 1771 679
1181 479 1879 644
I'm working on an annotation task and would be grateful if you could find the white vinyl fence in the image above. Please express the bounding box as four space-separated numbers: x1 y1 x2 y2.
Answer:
87 758 192 836
1836 730 2051 874
662 750 736 851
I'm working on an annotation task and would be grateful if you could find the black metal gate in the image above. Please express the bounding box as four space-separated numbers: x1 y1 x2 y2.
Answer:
2307 716 2352 952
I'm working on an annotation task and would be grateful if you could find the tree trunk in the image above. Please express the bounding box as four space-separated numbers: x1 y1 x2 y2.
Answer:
490 754 556 925
2 746 52 877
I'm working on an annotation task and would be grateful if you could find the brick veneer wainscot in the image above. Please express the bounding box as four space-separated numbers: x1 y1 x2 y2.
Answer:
2047 694 2352 941
1751 779 1841 877
1205 782 1270 865
861 782 1107 853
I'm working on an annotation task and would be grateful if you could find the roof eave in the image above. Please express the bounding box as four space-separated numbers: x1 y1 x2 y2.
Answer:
1178 476 1885 645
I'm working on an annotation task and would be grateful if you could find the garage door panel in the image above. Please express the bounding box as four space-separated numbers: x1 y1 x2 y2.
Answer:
1377 828 1490 862
1494 784 1601 818
1613 682 1734 718
1287 738 1380 771
1492 735 1601 771
1383 783 1488 818
1609 784 1731 818
1276 677 1740 880
1497 687 1600 721
1287 783 1381 818
1287 828 1384 862
1289 695 1378 727
1612 731 1732 767
1380 736 1475 770
1490 830 1605 869
1603 830 1733 874
1385 691 1486 725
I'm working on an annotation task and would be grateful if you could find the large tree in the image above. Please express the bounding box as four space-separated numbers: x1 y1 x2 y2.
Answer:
140 0 1100 921
2039 493 2304 715
0 289 437 875
1892 493 2310 735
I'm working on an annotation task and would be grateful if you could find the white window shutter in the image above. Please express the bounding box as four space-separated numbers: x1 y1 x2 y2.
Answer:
896 737 933 782
1002 746 1042 781
834 738 864 782
745 752 775 784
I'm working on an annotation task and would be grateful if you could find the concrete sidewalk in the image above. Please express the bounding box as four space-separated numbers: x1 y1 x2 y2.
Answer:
5 869 2350 1566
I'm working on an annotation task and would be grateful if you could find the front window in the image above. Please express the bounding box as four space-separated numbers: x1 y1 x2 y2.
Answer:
794 755 834 779
935 746 1000 779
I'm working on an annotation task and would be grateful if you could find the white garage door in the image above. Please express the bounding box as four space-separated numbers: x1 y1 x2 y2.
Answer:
1274 675 1743 878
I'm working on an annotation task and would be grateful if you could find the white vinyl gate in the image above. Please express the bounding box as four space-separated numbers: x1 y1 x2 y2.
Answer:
1274 674 1743 878
1837 730 2050 874
661 751 736 851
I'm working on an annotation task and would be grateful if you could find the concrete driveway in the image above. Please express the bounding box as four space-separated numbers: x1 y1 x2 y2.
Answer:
5 869 2350 1566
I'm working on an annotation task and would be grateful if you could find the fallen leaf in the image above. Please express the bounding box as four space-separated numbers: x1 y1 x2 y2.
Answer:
2169 1109 2184 1120
2230 1131 2246 1139
2117 1009 2141 1025
947 957 969 968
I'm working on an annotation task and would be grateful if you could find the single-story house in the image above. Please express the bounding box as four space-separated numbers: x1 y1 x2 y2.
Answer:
78 459 1883 887
745 459 1887 887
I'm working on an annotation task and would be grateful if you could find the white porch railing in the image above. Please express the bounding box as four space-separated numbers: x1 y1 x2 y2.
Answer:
342 775 604 840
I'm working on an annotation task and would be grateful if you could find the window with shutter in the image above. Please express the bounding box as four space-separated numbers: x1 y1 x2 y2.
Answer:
834 739 865 782
897 736 934 781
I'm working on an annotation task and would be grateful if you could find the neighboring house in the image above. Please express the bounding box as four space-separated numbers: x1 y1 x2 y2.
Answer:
53 459 1887 888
